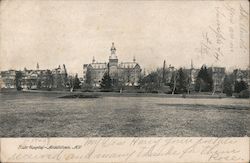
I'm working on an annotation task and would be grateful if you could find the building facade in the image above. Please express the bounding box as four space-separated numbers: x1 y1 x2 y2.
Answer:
51 65 68 88
21 68 41 89
0 70 17 89
233 69 249 83
83 43 141 87
232 68 250 90
183 68 200 92
0 64 68 90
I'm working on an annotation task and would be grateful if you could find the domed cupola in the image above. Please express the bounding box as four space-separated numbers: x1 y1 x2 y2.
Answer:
109 42 118 60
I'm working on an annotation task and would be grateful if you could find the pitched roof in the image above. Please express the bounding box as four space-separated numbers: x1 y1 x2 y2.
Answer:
90 62 107 69
118 62 139 69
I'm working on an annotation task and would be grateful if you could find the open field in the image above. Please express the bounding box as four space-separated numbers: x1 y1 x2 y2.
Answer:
0 92 249 137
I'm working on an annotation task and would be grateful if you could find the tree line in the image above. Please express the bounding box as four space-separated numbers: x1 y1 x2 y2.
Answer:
14 64 249 97
15 70 81 91
86 64 248 96
138 65 248 96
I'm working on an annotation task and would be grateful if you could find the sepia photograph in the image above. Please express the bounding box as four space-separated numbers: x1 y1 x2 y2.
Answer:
1 1 249 162
0 0 249 140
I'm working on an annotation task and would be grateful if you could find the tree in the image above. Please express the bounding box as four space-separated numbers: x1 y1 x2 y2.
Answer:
195 65 213 92
68 75 74 92
234 80 248 93
170 70 177 94
205 68 213 91
100 72 112 89
140 71 161 92
187 71 192 94
162 60 166 85
44 70 53 89
15 71 22 90
223 75 233 96
176 68 188 93
170 68 188 94
37 80 42 89
138 72 144 88
73 74 81 89
62 64 68 87
85 68 92 85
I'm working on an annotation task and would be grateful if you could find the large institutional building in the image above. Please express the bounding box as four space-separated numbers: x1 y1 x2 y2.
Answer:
0 64 68 90
83 43 142 87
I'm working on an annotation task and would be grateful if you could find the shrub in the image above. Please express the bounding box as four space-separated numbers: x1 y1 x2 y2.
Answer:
151 90 158 93
238 90 250 98
100 89 113 92
16 86 22 91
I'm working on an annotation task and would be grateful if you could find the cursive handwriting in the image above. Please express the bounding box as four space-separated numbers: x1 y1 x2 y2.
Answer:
200 6 227 61
2 137 248 162
239 3 249 54
223 3 236 53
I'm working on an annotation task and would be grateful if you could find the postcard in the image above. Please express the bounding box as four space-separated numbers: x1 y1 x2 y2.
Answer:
0 0 249 162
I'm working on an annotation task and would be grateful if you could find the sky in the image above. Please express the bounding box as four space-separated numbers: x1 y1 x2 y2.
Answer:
0 0 249 76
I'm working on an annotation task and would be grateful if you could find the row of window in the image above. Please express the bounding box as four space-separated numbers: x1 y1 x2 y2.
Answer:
213 68 225 73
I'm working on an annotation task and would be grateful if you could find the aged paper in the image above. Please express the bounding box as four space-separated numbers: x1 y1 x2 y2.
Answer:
0 0 249 163
0 138 249 163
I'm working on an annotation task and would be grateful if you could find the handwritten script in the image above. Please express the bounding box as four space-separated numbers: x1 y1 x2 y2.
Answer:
239 3 249 55
1 137 249 162
199 1 249 63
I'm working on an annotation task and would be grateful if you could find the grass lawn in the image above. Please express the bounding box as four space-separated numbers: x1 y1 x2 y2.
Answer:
0 92 249 137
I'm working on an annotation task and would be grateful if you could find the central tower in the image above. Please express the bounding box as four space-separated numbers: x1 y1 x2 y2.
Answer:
109 42 118 66
108 42 118 82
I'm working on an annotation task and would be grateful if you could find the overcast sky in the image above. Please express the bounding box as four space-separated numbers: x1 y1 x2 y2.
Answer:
0 0 249 76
